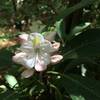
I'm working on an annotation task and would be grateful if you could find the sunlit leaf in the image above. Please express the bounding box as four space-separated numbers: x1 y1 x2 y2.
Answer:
0 85 7 93
4 74 19 89
67 22 91 41
70 95 85 100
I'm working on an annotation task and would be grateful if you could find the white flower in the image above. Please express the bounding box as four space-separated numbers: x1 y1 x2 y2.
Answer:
13 32 63 78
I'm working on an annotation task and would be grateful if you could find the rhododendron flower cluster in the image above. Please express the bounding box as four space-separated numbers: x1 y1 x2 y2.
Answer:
13 32 63 78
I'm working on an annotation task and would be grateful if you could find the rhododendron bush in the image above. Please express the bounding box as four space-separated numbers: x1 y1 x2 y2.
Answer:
0 0 100 100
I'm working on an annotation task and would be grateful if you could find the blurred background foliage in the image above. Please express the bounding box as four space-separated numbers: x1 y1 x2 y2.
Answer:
0 0 100 100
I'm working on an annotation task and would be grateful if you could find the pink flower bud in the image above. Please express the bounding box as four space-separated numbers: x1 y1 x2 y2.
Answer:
19 33 28 43
52 42 60 51
51 55 63 64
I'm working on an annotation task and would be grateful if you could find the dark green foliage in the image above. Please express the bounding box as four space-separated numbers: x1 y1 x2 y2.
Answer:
47 71 100 100
64 29 100 59
0 0 100 100
0 48 13 68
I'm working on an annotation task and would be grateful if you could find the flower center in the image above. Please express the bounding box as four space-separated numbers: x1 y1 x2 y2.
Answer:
32 36 41 47
32 36 42 54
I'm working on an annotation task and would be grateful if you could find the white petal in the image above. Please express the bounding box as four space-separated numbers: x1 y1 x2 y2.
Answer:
20 41 34 53
21 69 34 78
24 56 36 69
29 33 45 43
20 41 33 49
39 51 51 65
40 41 55 53
51 55 63 64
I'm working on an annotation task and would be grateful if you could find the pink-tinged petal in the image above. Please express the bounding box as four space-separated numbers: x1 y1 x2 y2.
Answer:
13 52 35 69
12 52 26 63
19 33 29 42
35 60 47 72
21 69 34 78
52 42 60 51
51 55 63 64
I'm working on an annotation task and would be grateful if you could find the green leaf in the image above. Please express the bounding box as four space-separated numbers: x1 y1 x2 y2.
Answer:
47 71 100 100
0 90 19 100
55 19 65 44
50 83 63 100
67 22 91 41
30 20 46 32
64 29 100 59
0 48 13 68
70 95 85 100
57 0 95 21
